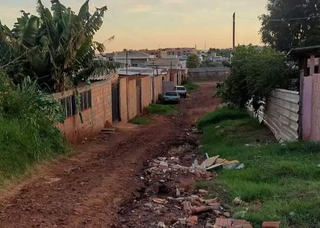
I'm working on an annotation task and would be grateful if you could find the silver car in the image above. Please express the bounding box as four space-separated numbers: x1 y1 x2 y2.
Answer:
164 91 180 104
175 86 187 98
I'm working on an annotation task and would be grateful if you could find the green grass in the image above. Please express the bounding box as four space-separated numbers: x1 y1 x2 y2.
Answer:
197 108 320 228
182 80 200 92
0 116 68 186
130 116 150 125
146 104 178 115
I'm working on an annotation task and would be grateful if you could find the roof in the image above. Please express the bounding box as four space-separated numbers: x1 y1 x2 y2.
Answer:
114 51 153 59
89 71 117 81
118 67 165 76
288 45 320 57
146 58 181 67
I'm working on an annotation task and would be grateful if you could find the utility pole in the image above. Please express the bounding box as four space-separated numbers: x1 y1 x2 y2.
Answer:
125 49 128 76
233 12 236 50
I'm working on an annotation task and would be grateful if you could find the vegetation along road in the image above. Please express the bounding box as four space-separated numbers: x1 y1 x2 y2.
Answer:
0 82 219 228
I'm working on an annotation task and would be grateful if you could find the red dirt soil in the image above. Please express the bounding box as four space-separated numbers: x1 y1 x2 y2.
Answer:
0 81 219 228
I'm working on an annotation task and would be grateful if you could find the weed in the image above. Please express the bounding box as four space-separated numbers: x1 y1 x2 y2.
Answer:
146 104 178 115
130 116 150 125
198 108 320 227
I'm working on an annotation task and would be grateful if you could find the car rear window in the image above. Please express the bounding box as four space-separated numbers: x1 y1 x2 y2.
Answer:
177 87 185 91
166 92 177 96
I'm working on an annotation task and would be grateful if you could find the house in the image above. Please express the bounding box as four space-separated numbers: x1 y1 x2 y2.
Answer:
163 47 197 57
145 58 183 69
113 50 155 67
288 45 320 141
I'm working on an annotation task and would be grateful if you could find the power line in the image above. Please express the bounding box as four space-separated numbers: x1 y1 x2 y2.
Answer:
237 14 320 22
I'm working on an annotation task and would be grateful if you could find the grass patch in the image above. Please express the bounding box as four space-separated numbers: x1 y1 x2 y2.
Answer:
0 75 69 187
198 108 320 228
146 104 178 115
182 80 199 92
130 116 150 125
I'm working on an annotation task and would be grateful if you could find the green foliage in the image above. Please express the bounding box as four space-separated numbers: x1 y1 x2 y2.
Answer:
260 0 320 52
222 61 231 68
146 104 178 115
218 45 295 108
158 94 165 103
200 60 218 68
130 116 150 125
186 53 200 68
0 0 117 92
198 108 320 227
182 79 199 93
0 72 68 185
197 108 248 129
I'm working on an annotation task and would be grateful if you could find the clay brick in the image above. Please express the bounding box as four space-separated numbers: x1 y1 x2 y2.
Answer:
262 221 280 228
215 218 233 227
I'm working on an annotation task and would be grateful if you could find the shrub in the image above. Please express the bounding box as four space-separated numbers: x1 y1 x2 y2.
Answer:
218 45 297 109
0 73 68 185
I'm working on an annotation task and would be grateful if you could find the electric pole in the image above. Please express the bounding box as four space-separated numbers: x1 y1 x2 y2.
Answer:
233 12 236 50
125 49 128 76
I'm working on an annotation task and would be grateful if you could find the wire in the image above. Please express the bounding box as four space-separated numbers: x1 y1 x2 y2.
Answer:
237 15 320 22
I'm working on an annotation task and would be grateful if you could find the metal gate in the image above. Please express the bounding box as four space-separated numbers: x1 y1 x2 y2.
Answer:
112 83 120 122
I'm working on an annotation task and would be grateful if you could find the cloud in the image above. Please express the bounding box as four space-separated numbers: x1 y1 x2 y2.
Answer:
126 4 152 13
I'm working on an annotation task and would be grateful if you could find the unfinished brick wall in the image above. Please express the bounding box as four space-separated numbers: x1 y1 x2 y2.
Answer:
54 80 112 143
127 79 138 120
153 76 163 103
141 76 152 109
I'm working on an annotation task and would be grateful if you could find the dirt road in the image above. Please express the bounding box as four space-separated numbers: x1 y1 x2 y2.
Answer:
0 81 219 228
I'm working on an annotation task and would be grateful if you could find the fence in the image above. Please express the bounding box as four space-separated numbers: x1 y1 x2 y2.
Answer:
248 89 300 142
188 67 229 81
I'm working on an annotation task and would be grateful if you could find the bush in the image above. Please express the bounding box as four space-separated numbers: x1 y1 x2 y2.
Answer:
218 45 297 109
158 94 165 103
0 73 68 185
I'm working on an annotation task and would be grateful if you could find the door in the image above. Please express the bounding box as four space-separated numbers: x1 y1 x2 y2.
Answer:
112 83 120 122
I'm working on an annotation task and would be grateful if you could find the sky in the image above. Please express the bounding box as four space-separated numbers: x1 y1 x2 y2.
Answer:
0 0 268 52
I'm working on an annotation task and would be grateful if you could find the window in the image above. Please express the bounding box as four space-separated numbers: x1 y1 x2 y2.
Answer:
80 90 92 111
60 95 77 118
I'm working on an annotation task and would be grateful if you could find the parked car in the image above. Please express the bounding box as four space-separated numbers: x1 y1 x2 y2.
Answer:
175 86 187 98
164 91 180 104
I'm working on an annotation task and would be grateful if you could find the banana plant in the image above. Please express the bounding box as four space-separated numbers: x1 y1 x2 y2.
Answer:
0 0 117 92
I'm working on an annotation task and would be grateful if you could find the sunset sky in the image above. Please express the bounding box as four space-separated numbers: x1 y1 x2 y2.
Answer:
0 0 268 52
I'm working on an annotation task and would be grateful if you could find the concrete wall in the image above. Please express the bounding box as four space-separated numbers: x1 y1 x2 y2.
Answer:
54 80 112 143
141 76 152 109
153 76 163 103
188 67 229 81
163 81 175 94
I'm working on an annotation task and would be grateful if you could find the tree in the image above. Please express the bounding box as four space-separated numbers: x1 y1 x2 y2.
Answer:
260 0 320 52
218 45 295 109
0 0 117 92
186 54 200 68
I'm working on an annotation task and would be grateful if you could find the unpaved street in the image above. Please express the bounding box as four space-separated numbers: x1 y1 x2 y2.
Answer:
0 81 219 228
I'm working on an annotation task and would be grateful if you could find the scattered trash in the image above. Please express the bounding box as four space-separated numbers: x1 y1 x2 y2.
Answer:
232 197 244 206
198 154 245 171
236 163 245 170
198 189 208 195
262 221 280 228
152 198 168 204
186 216 198 226
157 221 166 228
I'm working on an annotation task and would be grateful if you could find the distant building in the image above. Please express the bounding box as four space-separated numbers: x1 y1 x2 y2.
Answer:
145 58 183 69
113 50 155 67
163 47 197 57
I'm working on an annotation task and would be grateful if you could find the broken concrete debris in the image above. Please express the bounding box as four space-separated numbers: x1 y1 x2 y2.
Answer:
197 155 245 171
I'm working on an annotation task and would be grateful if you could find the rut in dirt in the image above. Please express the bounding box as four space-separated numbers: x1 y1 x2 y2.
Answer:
0 81 219 228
